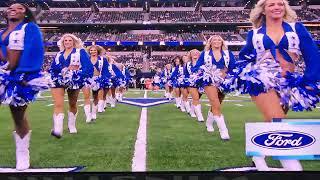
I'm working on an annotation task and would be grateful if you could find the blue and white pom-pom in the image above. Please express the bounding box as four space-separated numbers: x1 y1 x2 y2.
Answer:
111 77 126 88
278 72 320 111
0 70 49 106
172 76 185 88
88 76 101 91
62 68 86 90
195 64 224 88
100 77 112 89
222 57 283 96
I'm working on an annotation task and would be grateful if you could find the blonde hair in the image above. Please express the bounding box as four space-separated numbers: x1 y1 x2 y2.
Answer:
204 35 228 52
250 0 297 28
86 45 105 56
189 49 200 57
57 33 84 51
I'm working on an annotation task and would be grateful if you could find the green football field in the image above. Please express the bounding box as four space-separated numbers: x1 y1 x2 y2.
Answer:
0 89 319 171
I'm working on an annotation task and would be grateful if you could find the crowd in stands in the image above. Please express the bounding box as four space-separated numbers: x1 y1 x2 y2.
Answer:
20 8 317 24
180 33 205 42
309 8 320 18
39 11 92 23
86 33 114 41
88 11 143 23
41 27 320 45
0 8 318 24
295 9 318 21
150 11 203 22
202 10 250 23
42 31 251 42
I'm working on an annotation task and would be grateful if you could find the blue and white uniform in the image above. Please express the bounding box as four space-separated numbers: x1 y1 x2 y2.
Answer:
107 60 125 88
49 48 93 90
0 22 48 106
121 67 131 88
161 67 174 87
170 65 185 88
183 61 198 88
192 49 236 89
89 56 112 91
223 22 320 111
152 72 162 88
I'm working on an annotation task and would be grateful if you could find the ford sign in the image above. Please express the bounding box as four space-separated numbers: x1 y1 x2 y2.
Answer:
251 131 316 150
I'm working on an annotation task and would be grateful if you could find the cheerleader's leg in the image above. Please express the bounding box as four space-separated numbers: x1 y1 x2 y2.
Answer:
51 88 65 138
165 85 169 98
110 87 116 108
252 156 269 171
204 86 229 139
103 88 108 108
97 88 105 113
251 89 286 122
13 130 31 170
92 89 100 120
82 87 92 123
251 90 302 171
118 87 124 102
280 160 303 171
188 87 199 118
67 89 80 134
10 105 31 170
174 88 181 108
180 88 189 113
169 87 173 100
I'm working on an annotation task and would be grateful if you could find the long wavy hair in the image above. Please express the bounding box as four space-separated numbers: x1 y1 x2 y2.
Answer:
172 56 183 66
57 33 84 51
249 0 297 28
87 45 105 56
188 49 201 61
204 35 228 52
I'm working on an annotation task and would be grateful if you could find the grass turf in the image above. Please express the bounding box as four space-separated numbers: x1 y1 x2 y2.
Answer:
0 89 319 171
0 90 141 171
147 91 320 171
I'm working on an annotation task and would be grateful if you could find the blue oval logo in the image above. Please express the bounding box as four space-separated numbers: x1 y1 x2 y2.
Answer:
251 131 315 150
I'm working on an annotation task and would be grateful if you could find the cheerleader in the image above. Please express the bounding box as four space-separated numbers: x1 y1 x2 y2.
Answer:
117 63 130 101
152 68 162 90
49 33 93 138
180 55 191 113
161 64 174 99
193 35 236 140
185 49 204 121
103 56 125 108
82 45 111 122
0 3 48 170
223 0 320 171
170 56 184 109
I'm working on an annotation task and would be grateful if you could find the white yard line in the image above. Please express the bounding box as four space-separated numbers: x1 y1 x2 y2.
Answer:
234 104 244 107
132 90 148 172
46 104 54 107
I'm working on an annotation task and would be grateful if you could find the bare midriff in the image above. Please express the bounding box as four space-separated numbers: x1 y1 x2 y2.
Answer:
276 49 296 77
